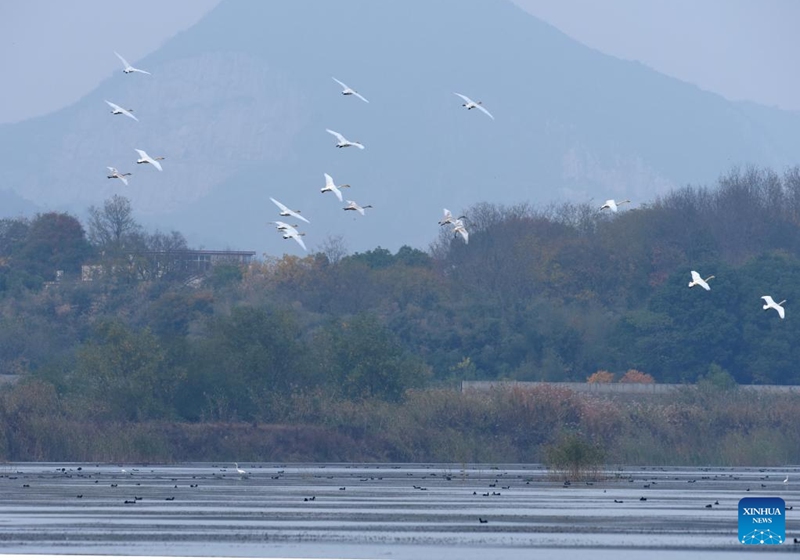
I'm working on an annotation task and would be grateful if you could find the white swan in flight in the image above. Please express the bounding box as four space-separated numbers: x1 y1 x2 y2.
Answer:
272 221 299 232
454 93 494 120
762 295 786 319
599 199 631 212
114 52 151 75
271 222 306 249
105 100 138 121
282 229 307 251
270 197 310 224
326 129 365 149
106 167 131 186
332 77 369 103
452 219 469 244
134 149 164 171
344 200 372 216
439 208 466 226
688 270 714 291
321 173 351 202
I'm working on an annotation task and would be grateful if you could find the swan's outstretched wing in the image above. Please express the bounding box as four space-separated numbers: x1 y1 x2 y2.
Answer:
454 92 473 104
270 197 290 213
476 104 495 120
289 209 310 224
324 173 335 189
762 295 776 306
326 129 346 143
114 51 131 69
690 270 702 284
118 175 128 186
778 305 786 319
286 231 307 251
332 77 349 90
352 91 369 104
351 141 365 150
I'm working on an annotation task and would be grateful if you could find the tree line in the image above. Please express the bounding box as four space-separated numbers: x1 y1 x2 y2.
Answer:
1 166 800 426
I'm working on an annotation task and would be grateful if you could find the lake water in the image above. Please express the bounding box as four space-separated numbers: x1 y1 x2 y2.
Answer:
0 463 797 559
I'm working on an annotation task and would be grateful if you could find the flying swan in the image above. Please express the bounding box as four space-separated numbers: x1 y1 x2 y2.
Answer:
321 173 351 202
135 149 165 171
326 129 365 149
332 77 369 103
599 199 630 212
105 100 138 122
762 295 786 319
106 167 131 186
452 219 469 244
270 197 310 224
454 93 494 120
114 52 151 75
343 200 372 216
688 270 714 291
439 208 466 226
282 229 307 251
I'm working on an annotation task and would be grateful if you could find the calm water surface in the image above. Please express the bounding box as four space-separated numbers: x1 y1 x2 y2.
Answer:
0 463 797 559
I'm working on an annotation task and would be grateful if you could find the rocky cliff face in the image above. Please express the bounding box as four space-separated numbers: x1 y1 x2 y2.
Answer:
3 0 800 254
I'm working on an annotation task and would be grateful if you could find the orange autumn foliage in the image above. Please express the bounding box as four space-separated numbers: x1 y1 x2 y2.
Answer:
586 370 615 383
619 369 655 384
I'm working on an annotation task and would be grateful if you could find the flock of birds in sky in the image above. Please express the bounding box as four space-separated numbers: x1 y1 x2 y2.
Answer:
104 52 164 186
264 79 498 251
101 52 786 319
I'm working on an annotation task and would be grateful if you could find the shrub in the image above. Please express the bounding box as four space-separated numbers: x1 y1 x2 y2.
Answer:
544 431 605 481
587 370 615 383
619 369 655 383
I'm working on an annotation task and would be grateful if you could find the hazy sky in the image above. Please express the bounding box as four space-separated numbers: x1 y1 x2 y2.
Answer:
1 0 798 124
514 0 800 111
0 0 220 124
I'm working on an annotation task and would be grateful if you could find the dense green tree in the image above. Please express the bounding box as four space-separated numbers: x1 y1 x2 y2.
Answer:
179 306 306 421
314 313 429 401
207 264 243 290
0 218 30 259
16 212 92 280
72 320 178 421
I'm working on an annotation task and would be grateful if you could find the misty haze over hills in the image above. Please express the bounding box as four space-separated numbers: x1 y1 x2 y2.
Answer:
2 0 800 256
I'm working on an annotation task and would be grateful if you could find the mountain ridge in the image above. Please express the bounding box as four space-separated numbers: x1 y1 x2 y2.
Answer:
2 0 799 254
